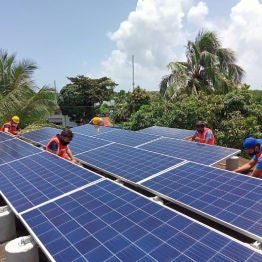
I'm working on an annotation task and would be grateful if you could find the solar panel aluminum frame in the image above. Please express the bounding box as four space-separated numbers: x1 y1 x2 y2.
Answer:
18 179 262 262
138 162 262 243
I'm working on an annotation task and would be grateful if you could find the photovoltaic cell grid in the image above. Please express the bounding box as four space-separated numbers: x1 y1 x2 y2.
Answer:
21 128 113 155
40 133 113 156
21 127 61 144
21 180 261 262
141 162 262 241
0 151 101 213
93 128 161 147
71 124 117 136
139 137 240 165
138 126 195 140
69 134 114 155
0 131 14 142
77 143 184 182
0 138 42 165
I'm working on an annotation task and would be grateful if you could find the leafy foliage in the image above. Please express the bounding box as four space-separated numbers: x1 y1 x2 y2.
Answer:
0 49 56 127
124 89 262 149
160 30 244 100
58 75 117 122
112 87 151 124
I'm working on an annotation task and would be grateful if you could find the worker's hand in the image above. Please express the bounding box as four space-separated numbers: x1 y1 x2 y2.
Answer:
195 137 200 142
71 158 79 164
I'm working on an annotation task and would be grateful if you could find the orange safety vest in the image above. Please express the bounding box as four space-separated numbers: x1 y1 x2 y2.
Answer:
196 127 215 145
0 121 18 135
46 135 68 159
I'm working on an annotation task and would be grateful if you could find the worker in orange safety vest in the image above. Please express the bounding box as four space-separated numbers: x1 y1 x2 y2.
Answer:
0 116 22 136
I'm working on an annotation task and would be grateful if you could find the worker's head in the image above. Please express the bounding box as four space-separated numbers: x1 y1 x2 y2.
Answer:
196 120 205 133
11 115 20 124
243 137 260 155
93 117 101 125
60 129 73 145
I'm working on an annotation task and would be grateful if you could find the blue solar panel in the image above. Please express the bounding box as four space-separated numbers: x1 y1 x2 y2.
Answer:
94 128 161 147
141 162 262 241
76 143 184 182
0 138 42 165
0 131 14 142
138 126 195 140
21 180 261 262
21 127 61 143
0 151 101 213
71 124 117 136
139 137 240 165
39 133 113 155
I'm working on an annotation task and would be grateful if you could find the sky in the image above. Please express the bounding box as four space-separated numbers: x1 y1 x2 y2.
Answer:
1 0 262 92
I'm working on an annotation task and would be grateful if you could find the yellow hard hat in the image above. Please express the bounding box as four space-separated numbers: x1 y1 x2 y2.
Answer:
12 115 20 124
93 117 101 125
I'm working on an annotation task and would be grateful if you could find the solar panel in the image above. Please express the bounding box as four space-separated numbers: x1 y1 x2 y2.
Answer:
76 143 184 182
0 138 42 165
138 126 195 140
140 162 262 242
0 151 102 213
21 127 61 144
39 133 114 155
69 134 114 155
0 131 14 142
93 128 161 147
20 180 261 262
138 137 240 165
71 124 116 136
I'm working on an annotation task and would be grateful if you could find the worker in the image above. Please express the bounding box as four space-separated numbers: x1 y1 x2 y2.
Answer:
187 120 215 145
234 137 262 178
89 116 105 126
0 116 22 135
46 129 78 164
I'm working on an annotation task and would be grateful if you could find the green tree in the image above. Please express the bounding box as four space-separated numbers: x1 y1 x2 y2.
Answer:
58 75 118 122
160 30 244 99
112 86 151 124
0 50 56 126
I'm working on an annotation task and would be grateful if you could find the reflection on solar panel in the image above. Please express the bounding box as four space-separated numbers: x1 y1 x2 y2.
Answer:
94 128 161 147
139 137 240 165
0 132 14 142
141 162 262 241
0 151 101 213
77 143 184 182
138 126 195 139
71 124 116 136
21 180 261 262
0 138 42 165
21 127 61 144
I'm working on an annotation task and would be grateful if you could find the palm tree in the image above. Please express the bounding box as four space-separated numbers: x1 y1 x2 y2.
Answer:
0 49 56 126
160 30 244 100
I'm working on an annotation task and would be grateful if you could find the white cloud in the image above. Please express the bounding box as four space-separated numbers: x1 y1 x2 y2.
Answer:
101 0 262 91
101 0 192 91
187 1 209 26
219 0 262 89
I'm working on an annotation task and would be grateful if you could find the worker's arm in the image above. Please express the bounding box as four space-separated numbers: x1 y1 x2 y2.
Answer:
186 134 196 142
66 146 78 164
46 141 59 155
250 158 262 177
234 159 256 173
250 168 262 177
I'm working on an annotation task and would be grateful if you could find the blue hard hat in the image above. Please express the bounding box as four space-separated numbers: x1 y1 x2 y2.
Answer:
243 137 258 149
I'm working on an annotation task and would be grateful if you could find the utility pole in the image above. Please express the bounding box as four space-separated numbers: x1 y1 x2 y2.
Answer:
132 55 135 91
